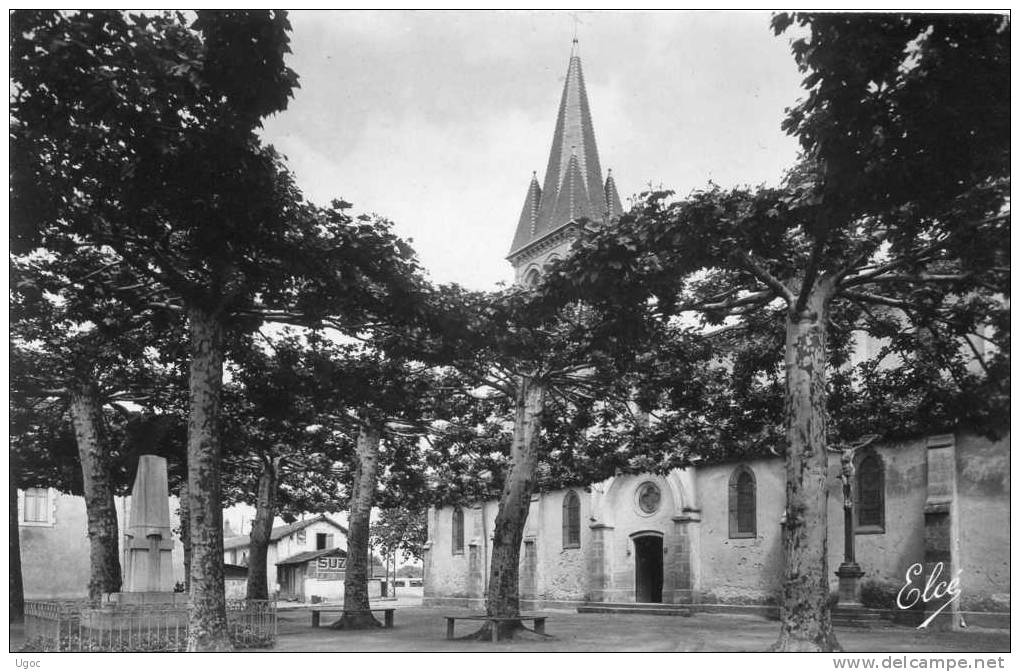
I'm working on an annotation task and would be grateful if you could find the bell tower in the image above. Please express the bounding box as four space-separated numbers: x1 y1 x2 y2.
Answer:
507 42 624 284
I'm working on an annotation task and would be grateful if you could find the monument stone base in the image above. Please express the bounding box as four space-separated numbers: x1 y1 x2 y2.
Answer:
835 562 865 606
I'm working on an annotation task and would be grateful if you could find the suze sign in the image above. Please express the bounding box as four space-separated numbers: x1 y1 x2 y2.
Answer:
317 557 346 570
316 556 346 580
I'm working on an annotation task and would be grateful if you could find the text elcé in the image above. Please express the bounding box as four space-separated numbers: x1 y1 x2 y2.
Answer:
897 562 962 629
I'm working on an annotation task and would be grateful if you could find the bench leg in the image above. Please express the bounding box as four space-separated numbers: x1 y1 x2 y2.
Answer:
534 618 546 635
491 620 499 642
385 611 394 628
446 618 455 640
312 612 320 628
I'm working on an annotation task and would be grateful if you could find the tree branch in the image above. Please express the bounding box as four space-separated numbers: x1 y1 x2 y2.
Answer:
696 289 776 313
961 334 990 376
796 228 831 313
731 248 793 304
838 290 914 311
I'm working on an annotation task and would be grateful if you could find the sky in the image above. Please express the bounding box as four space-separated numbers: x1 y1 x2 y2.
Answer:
258 10 808 291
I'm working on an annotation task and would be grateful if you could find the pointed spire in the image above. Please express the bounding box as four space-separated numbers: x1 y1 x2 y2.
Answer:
508 49 617 256
550 153 596 226
510 172 542 252
605 168 624 221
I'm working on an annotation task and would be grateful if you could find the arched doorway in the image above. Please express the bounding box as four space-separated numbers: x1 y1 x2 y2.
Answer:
632 533 663 603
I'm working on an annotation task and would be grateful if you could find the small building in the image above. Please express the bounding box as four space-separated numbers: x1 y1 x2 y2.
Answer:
276 547 392 603
276 547 347 602
223 563 249 599
223 514 348 596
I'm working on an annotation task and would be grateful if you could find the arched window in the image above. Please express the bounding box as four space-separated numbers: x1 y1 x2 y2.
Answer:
728 466 756 538
523 268 541 288
562 490 581 549
452 507 464 555
856 453 885 533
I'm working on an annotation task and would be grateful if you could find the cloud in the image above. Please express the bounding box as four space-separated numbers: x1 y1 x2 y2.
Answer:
261 11 806 290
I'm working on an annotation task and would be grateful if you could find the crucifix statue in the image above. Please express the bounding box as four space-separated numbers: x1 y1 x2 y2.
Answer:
829 434 878 605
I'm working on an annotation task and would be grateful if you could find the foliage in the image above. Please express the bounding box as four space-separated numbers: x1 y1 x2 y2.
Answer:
859 580 902 611
533 12 1008 651
220 332 353 517
370 507 428 563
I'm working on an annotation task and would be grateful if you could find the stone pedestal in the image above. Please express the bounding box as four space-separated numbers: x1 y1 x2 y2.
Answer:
123 455 175 593
835 562 865 606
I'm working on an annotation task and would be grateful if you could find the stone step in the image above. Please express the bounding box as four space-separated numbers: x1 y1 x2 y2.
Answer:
577 602 693 617
832 607 892 628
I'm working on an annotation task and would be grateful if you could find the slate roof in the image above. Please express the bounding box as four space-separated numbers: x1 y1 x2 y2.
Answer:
509 46 622 257
223 514 348 551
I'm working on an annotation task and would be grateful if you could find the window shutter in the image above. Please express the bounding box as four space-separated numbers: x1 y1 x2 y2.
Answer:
22 488 51 524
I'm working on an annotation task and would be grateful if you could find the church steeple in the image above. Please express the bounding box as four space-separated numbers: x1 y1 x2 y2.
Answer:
508 48 619 258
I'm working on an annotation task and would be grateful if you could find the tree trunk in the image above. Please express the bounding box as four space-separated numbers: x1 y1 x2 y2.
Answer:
69 382 122 601
179 477 192 592
332 420 382 630
771 286 840 652
478 376 545 641
185 307 233 652
10 484 24 623
246 457 280 601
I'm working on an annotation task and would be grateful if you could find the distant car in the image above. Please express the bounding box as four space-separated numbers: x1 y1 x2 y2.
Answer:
410 579 423 587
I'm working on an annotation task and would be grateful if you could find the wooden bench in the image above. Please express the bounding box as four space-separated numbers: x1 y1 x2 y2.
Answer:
311 607 395 628
444 613 548 641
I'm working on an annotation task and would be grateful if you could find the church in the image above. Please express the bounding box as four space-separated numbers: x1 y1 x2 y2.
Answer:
421 45 1010 628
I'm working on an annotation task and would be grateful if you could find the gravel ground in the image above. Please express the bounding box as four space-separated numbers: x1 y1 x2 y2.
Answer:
262 605 1010 653
10 599 1008 653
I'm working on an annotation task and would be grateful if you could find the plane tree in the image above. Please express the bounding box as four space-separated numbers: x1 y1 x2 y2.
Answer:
219 333 354 601
10 249 191 602
11 10 422 650
538 12 1009 651
417 283 714 640
287 339 453 630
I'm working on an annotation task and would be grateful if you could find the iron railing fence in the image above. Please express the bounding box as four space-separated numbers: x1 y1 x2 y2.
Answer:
22 598 276 652
226 598 277 648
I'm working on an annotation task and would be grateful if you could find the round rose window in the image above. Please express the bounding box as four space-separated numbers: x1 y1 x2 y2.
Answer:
636 481 661 515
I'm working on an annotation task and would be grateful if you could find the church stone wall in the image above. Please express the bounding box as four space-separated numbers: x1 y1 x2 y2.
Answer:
695 458 785 605
955 432 1010 613
531 489 591 602
695 440 953 606
425 506 474 602
825 439 927 591
424 432 1009 616
594 474 683 603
